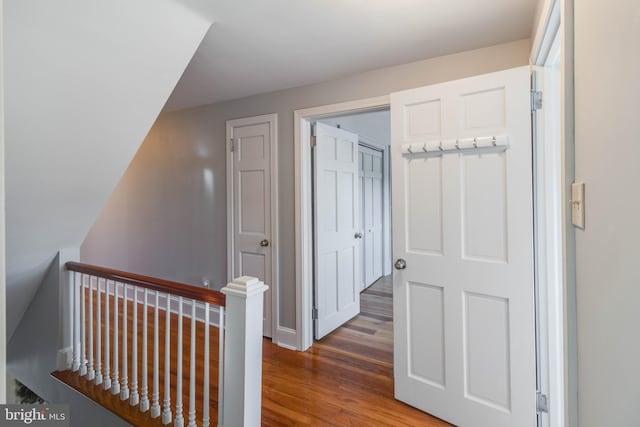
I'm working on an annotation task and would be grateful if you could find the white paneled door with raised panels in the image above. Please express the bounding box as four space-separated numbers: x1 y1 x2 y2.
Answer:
391 66 535 427
314 123 361 339
359 145 384 290
227 114 276 338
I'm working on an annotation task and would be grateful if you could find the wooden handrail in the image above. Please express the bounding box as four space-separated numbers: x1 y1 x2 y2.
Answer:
66 262 226 307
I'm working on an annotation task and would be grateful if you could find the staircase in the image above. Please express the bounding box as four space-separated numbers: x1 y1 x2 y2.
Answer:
53 260 267 426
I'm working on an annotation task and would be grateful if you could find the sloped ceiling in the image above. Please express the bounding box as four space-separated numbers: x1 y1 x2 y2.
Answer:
4 0 215 337
165 0 538 110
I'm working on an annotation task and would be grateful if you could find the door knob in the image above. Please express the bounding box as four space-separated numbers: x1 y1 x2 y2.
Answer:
394 258 407 270
260 239 269 247
354 232 363 239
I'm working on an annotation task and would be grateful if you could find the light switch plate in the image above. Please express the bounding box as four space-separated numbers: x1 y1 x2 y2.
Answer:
571 182 585 229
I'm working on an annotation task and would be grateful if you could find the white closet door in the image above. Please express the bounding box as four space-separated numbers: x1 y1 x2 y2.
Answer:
391 66 535 427
227 115 276 338
314 123 361 339
359 145 384 289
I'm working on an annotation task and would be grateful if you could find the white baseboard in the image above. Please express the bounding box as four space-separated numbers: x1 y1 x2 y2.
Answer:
275 327 298 350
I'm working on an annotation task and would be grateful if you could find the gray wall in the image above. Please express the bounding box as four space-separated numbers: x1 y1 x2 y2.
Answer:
82 39 531 330
0 0 6 404
574 1 640 426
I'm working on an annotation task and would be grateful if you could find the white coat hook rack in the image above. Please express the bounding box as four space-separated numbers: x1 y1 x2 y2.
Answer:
401 134 509 156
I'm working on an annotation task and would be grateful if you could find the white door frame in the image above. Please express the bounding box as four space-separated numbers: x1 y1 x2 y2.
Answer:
530 1 571 427
294 96 389 350
226 113 279 341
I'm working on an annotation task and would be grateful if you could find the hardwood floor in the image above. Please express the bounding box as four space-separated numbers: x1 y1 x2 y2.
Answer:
54 282 452 426
315 275 394 366
263 275 451 426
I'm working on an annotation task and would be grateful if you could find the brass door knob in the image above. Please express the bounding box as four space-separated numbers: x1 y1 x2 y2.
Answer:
260 239 270 247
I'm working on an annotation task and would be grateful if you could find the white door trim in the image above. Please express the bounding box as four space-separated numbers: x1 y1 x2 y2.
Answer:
531 1 571 427
294 96 390 350
226 113 279 341
531 0 561 66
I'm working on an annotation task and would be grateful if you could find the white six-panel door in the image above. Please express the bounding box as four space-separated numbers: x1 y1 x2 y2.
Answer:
227 114 277 338
359 145 384 290
314 123 361 339
391 66 535 427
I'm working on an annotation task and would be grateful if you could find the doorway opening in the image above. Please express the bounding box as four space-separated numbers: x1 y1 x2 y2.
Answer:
310 108 393 362
292 95 390 351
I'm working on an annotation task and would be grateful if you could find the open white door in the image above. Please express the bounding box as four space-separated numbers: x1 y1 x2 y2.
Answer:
391 66 535 427
314 122 360 339
227 114 277 338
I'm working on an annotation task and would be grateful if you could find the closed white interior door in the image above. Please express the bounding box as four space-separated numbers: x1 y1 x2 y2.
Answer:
391 66 535 427
227 114 277 338
314 122 360 339
359 145 384 289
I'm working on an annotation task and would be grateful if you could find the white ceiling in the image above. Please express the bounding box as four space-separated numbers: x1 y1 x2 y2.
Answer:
164 0 538 111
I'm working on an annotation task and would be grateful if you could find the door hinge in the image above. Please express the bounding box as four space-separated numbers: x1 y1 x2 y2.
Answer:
229 138 235 152
536 392 549 413
310 123 317 148
531 90 543 112
312 307 319 319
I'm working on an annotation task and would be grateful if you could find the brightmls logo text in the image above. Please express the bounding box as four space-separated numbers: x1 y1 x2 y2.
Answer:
0 406 69 426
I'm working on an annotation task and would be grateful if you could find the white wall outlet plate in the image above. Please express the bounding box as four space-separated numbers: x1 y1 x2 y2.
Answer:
571 182 585 229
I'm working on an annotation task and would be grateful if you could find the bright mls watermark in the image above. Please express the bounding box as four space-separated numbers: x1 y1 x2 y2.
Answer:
0 405 69 426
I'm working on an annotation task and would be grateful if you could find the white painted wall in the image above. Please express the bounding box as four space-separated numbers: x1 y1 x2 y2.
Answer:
574 1 640 425
82 39 531 332
4 0 216 338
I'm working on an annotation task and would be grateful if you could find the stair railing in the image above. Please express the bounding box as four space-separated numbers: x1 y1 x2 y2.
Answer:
61 262 267 427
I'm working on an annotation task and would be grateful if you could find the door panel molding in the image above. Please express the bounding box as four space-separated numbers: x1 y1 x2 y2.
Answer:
226 113 278 340
391 66 535 427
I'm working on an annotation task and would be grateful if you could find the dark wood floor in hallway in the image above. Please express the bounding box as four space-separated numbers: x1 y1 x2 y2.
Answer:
262 275 452 426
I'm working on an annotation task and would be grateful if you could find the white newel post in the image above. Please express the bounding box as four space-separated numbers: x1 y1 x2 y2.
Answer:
57 248 80 371
220 276 268 427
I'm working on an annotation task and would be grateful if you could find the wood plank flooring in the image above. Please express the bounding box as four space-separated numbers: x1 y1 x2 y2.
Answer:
315 275 394 366
54 280 452 426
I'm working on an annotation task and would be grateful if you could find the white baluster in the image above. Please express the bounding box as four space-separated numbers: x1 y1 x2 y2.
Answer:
95 278 103 385
87 276 95 380
140 288 150 412
121 284 129 400
80 274 87 376
187 300 196 427
203 302 210 427
151 291 161 418
162 294 172 424
130 287 140 406
112 282 120 395
72 272 80 372
103 280 111 390
217 307 224 427
174 297 184 427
